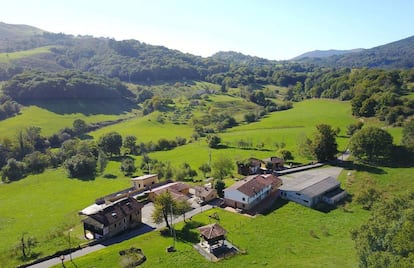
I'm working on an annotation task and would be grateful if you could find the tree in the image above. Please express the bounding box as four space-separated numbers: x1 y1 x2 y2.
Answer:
351 193 414 267
151 191 190 230
211 156 234 180
206 134 221 149
214 179 226 198
297 133 313 159
402 119 414 152
98 132 123 157
1 158 26 182
346 121 364 136
349 127 393 162
176 200 192 222
97 150 108 174
72 119 88 135
198 163 211 178
121 158 136 176
64 154 96 178
15 233 38 260
23 151 49 174
123 135 137 155
311 124 338 162
279 149 294 161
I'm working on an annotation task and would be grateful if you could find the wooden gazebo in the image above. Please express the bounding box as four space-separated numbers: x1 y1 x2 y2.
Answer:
197 223 227 252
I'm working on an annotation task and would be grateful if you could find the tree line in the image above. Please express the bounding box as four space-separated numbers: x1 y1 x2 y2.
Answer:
0 120 191 182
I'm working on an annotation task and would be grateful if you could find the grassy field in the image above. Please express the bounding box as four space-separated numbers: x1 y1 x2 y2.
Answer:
0 97 410 267
54 204 369 268
89 112 193 142
0 101 134 138
0 168 132 267
0 46 54 63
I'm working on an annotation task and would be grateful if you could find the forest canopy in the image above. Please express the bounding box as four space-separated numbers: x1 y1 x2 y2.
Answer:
1 70 133 101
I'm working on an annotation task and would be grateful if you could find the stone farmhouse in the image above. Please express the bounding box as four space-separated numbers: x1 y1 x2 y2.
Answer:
82 197 143 240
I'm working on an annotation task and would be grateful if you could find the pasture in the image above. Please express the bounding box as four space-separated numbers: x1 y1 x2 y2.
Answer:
0 46 54 63
0 97 409 267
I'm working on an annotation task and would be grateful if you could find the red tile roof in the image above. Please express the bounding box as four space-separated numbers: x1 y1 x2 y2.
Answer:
226 174 282 197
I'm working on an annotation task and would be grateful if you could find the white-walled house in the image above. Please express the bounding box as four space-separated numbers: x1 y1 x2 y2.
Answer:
280 176 347 207
224 174 282 210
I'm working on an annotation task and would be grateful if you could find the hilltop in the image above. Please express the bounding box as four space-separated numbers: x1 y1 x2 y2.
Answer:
0 22 414 85
291 48 364 60
293 35 414 68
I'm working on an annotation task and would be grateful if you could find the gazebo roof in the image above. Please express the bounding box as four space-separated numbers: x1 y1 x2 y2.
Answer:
197 223 226 240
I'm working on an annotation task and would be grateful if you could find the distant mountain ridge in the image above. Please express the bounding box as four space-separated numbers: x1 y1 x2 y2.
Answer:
0 22 413 84
293 35 414 68
292 48 364 60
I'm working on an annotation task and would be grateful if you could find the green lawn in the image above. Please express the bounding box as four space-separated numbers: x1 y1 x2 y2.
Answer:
55 204 368 268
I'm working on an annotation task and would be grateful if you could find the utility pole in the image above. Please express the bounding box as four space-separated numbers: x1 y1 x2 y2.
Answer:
68 228 73 261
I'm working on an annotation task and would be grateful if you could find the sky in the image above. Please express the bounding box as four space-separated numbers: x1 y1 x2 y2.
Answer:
1 0 413 60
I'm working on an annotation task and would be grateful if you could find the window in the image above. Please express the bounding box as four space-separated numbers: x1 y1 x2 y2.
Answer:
152 181 155 184
242 197 245 201
296 193 301 196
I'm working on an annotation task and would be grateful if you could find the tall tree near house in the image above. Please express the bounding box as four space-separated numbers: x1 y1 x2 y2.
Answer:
211 156 234 180
312 124 338 162
151 191 191 231
176 200 192 222
214 179 226 198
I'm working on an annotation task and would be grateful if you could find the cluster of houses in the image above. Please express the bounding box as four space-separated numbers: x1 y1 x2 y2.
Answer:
79 155 347 258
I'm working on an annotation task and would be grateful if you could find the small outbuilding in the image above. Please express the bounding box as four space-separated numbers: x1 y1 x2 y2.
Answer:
193 186 218 204
131 174 159 191
197 223 227 252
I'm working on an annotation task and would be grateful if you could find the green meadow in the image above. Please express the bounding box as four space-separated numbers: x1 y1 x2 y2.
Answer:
0 46 54 63
0 101 134 138
0 97 410 267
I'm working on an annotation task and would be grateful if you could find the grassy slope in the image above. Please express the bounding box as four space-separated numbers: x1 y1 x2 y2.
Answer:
0 168 132 267
89 112 193 142
0 46 53 63
0 102 133 138
148 99 357 169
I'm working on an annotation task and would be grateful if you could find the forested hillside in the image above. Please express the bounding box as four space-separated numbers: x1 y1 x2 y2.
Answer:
295 35 414 69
